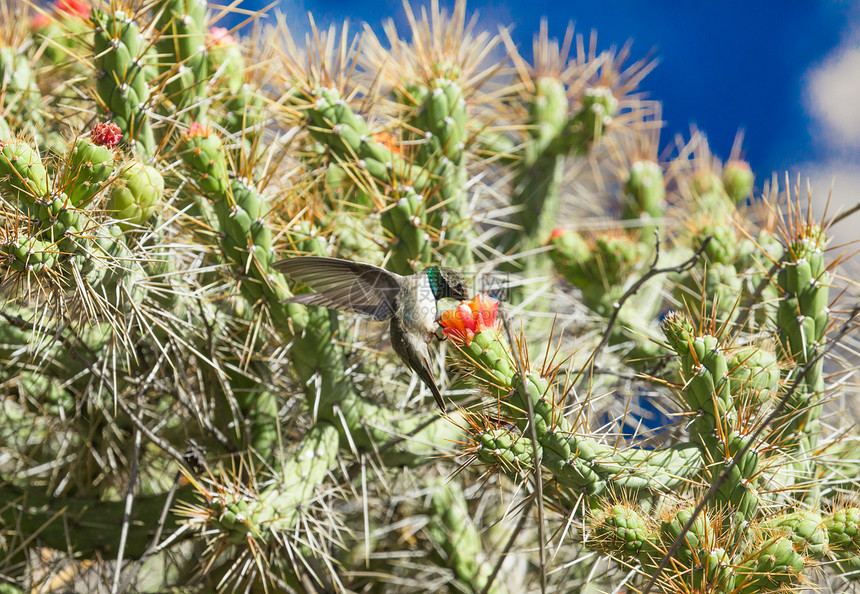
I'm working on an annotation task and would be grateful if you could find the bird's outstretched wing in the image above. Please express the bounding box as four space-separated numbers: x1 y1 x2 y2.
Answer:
274 256 402 321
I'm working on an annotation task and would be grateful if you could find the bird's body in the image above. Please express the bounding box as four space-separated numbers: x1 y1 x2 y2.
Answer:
394 272 439 336
273 256 469 411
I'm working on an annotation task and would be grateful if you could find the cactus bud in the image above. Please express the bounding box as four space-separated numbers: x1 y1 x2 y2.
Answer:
107 161 164 229
723 160 754 203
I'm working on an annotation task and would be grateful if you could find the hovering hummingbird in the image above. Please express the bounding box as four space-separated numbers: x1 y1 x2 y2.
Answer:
273 257 470 411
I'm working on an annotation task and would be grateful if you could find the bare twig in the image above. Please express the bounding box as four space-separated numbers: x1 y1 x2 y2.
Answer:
112 428 142 594
479 493 535 594
575 233 713 387
119 472 183 592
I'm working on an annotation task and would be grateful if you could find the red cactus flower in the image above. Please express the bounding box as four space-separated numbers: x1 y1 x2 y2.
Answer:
187 122 214 139
30 12 51 30
439 294 499 346
91 122 122 147
550 228 567 241
208 26 235 47
56 0 90 19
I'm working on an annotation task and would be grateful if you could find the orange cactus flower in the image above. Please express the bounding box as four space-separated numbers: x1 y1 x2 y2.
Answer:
187 122 214 139
439 294 499 346
372 131 402 155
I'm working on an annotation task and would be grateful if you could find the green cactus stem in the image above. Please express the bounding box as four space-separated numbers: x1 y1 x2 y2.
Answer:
591 503 657 560
426 481 498 593
399 73 473 267
737 230 784 329
445 296 704 499
549 229 651 317
736 534 805 593
206 29 266 144
662 312 765 520
92 9 156 160
504 76 567 252
154 0 207 117
728 344 780 410
772 224 829 495
624 160 665 222
0 46 43 130
380 186 432 274
0 234 58 273
767 510 829 559
827 506 860 577
207 27 244 94
0 138 49 207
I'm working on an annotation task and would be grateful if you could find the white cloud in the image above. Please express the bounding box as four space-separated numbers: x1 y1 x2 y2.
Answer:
806 165 860 263
806 45 860 148
796 12 860 271
800 17 860 270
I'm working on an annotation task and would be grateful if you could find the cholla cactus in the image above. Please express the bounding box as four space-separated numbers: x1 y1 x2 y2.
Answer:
1 0 859 592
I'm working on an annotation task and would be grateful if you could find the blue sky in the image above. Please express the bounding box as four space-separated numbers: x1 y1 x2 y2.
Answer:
235 0 860 203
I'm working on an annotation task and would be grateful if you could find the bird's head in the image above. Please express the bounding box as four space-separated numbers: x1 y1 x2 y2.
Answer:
426 266 470 301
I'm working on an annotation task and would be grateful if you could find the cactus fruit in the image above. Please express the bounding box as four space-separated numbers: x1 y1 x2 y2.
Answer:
107 161 164 229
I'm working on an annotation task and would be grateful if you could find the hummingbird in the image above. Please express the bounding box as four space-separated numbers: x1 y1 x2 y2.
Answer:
273 256 470 411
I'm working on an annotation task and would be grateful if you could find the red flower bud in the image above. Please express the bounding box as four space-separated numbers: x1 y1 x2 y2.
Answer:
92 122 122 147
